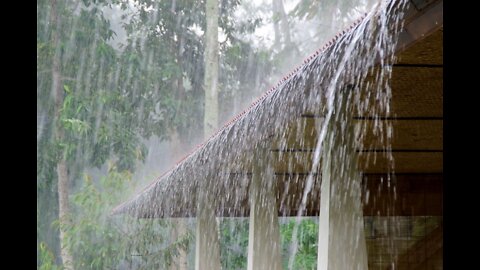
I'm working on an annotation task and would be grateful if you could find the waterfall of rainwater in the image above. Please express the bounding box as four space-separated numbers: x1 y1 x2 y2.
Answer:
286 0 408 268
105 0 411 268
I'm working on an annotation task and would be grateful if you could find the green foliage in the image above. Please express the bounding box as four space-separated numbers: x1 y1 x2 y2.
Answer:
37 0 186 263
39 242 63 270
290 0 321 20
59 169 130 269
290 0 358 22
281 218 318 270
58 167 190 269
217 218 320 269
219 218 249 269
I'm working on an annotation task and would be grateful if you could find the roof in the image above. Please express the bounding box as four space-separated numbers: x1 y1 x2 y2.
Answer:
112 0 443 218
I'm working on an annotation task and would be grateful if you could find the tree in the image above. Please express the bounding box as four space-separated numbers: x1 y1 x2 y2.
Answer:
272 0 292 50
204 0 220 138
37 0 180 267
38 0 279 268
45 0 75 267
62 165 192 269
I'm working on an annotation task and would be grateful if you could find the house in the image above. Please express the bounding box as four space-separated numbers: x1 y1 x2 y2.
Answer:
113 0 443 269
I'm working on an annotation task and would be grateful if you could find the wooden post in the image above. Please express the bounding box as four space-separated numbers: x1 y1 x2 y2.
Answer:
247 151 283 270
317 88 368 270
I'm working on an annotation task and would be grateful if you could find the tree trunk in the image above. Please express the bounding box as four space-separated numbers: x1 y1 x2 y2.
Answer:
272 0 281 49
169 219 188 270
56 159 74 270
170 130 189 270
177 220 188 270
197 1 222 269
278 0 291 46
273 0 292 48
203 0 219 138
51 0 74 269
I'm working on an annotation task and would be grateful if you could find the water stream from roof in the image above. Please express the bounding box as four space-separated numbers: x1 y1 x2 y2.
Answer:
286 0 408 266
123 0 408 267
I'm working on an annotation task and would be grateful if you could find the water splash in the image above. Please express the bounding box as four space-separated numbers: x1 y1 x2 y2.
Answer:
286 0 409 267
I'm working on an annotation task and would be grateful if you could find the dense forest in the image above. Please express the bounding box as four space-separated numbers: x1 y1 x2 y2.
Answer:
37 0 372 269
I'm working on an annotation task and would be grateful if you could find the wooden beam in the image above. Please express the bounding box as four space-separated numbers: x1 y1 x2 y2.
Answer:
362 173 443 216
209 172 443 218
